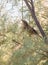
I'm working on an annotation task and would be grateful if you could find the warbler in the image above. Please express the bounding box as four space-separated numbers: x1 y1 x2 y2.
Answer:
22 19 42 38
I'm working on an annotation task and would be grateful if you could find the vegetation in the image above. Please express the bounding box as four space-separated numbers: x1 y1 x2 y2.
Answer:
0 0 48 65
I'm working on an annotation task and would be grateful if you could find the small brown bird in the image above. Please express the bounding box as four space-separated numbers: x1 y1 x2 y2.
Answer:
22 19 42 38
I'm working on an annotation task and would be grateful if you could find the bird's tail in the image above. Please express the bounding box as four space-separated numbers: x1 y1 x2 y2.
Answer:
37 33 42 38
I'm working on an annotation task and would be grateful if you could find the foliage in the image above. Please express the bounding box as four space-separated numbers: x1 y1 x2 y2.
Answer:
0 0 48 65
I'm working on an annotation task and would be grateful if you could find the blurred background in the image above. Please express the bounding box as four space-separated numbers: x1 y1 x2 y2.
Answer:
0 0 48 65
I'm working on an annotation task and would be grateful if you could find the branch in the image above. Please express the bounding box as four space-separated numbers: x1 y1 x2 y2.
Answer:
24 0 35 16
24 0 32 10
24 0 48 43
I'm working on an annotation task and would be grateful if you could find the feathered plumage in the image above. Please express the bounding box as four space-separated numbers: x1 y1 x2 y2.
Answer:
22 19 42 38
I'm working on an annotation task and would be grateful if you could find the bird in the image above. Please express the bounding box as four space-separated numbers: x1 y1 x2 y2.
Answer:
22 19 42 38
